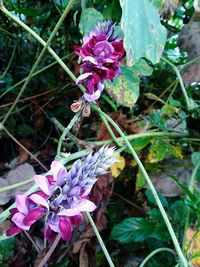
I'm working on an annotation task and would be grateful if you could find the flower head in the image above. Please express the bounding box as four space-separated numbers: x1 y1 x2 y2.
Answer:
7 146 117 242
75 21 125 102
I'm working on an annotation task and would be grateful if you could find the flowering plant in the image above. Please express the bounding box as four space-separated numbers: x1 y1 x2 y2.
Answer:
6 146 117 241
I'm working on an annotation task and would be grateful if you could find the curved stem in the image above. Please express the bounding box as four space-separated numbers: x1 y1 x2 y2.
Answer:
0 54 72 99
1 0 75 124
161 56 191 110
182 161 200 252
0 5 85 94
0 178 34 193
139 248 176 267
92 106 188 267
85 211 115 267
56 111 81 158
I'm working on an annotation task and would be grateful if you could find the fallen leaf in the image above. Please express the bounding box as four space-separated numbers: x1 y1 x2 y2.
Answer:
185 226 200 267
110 154 125 177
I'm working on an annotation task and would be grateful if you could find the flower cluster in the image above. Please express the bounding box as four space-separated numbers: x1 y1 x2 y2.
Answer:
75 21 125 102
6 146 117 241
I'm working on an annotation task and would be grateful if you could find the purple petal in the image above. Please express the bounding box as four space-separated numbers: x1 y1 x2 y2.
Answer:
59 217 72 241
70 215 83 226
12 212 30 230
44 226 57 242
34 175 50 195
84 90 101 102
77 199 96 212
82 56 98 65
23 208 44 226
93 41 114 57
76 73 92 84
48 215 60 233
6 225 23 237
29 194 49 210
15 195 28 215
51 161 67 184
58 208 81 217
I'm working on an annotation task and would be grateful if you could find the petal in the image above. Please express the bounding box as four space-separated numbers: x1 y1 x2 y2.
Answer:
76 73 92 84
6 225 23 237
34 175 50 195
58 208 81 217
77 199 96 212
23 208 44 226
70 215 83 226
82 56 98 65
12 212 30 230
44 226 57 242
51 161 67 184
29 194 49 210
59 217 72 241
15 195 28 215
84 90 101 102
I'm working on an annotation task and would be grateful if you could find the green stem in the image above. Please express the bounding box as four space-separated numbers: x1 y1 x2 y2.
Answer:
1 40 18 78
181 57 200 69
85 211 115 267
139 248 176 267
161 56 191 110
92 106 188 267
0 5 85 94
56 111 81 158
0 178 34 193
0 54 72 99
1 0 75 124
182 161 200 252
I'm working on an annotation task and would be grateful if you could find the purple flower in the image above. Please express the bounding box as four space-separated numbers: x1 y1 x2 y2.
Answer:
75 21 125 102
6 146 117 242
6 192 49 237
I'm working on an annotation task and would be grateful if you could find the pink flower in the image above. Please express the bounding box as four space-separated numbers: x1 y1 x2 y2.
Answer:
6 192 49 237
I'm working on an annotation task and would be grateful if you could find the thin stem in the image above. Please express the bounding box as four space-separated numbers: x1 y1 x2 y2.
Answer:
85 211 115 267
92 106 188 267
57 111 81 158
0 178 33 193
182 161 200 252
99 114 122 147
3 125 48 171
161 56 191 110
24 231 40 253
1 40 18 78
0 5 85 94
139 248 176 267
1 0 75 124
0 54 72 99
181 57 200 69
38 234 61 267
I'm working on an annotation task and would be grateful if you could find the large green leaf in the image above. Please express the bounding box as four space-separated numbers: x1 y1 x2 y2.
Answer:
150 0 165 9
119 0 167 65
110 218 154 243
79 8 104 36
106 59 152 107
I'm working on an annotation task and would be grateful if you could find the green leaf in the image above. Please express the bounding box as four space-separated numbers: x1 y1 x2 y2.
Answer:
110 217 154 243
150 0 165 9
136 169 146 190
145 189 169 208
119 0 167 65
106 66 139 107
106 59 152 107
148 139 170 163
102 0 121 21
79 8 104 36
192 152 200 166
0 237 14 262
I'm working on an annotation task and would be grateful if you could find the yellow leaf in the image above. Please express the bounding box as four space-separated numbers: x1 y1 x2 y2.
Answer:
172 146 183 159
110 155 125 177
185 226 200 267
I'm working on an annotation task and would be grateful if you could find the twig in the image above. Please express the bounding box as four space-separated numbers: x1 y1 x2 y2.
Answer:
38 234 61 267
2 125 48 171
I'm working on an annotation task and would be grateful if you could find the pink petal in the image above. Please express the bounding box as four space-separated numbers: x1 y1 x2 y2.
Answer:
15 195 28 215
23 208 44 226
6 225 23 237
77 199 96 212
59 217 72 241
82 56 98 65
29 194 49 210
58 208 81 217
48 218 60 233
12 212 30 230
34 175 50 195
84 90 101 102
51 161 67 184
76 73 92 84
70 215 83 226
